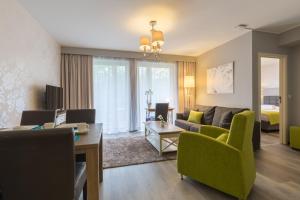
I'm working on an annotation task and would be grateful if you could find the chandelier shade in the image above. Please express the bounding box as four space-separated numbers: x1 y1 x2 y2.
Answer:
151 30 164 46
138 20 164 57
139 36 151 51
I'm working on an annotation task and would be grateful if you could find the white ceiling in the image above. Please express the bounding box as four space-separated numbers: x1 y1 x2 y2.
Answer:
18 0 300 56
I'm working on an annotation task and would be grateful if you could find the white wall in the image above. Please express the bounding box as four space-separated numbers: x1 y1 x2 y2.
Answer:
195 29 298 126
261 57 279 88
261 57 279 97
288 46 300 125
196 32 253 108
252 31 290 119
0 0 60 127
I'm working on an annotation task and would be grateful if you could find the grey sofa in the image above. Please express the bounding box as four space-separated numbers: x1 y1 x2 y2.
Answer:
175 105 261 150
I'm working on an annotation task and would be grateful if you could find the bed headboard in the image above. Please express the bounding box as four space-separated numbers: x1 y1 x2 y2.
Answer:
263 96 280 106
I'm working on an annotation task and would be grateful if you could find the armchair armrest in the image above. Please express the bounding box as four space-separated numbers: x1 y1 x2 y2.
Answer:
200 125 229 138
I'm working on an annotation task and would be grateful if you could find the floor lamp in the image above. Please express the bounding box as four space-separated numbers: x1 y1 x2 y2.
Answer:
184 76 195 109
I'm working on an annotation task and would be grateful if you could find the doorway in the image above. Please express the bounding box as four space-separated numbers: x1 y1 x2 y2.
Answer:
258 53 288 144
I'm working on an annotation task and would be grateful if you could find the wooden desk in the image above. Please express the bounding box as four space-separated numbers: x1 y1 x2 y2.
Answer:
75 123 103 200
145 107 175 123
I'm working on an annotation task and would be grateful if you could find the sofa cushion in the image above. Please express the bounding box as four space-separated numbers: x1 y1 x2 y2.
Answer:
182 107 200 120
194 105 216 125
175 119 195 130
219 111 234 129
190 123 202 132
212 107 247 127
176 113 185 120
182 109 191 120
187 111 203 124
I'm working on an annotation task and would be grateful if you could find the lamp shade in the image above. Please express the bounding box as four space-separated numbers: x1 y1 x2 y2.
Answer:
184 76 195 88
151 30 164 46
139 36 150 51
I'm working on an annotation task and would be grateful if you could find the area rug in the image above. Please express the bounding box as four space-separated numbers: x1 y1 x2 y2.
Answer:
103 135 177 168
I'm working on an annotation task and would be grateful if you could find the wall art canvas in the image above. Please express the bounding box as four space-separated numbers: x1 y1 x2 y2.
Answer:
207 62 234 94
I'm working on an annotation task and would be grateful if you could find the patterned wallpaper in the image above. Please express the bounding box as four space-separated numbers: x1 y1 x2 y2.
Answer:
0 0 60 127
0 61 27 126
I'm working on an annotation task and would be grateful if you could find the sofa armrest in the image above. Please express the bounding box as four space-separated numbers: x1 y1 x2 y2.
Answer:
200 125 229 138
176 113 185 120
177 131 242 178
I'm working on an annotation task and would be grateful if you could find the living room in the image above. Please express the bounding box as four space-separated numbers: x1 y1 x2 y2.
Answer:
1 0 300 200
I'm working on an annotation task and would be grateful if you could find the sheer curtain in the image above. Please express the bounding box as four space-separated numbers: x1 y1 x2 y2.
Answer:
137 61 177 127
93 57 130 134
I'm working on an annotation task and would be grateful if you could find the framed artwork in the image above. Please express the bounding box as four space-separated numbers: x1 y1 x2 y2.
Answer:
207 62 234 94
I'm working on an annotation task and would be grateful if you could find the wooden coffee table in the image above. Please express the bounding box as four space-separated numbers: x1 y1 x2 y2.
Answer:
144 121 184 155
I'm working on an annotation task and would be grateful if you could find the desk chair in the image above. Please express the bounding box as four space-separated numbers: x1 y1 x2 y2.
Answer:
0 128 87 200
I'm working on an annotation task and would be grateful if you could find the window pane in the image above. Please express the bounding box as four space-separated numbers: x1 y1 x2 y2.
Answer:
137 61 177 127
93 58 130 134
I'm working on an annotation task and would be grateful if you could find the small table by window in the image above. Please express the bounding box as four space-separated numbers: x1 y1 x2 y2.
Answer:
145 107 174 123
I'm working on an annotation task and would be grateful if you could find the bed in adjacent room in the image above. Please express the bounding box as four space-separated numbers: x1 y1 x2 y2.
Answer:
261 96 280 132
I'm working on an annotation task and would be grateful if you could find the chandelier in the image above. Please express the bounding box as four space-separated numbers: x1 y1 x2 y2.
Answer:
139 20 165 57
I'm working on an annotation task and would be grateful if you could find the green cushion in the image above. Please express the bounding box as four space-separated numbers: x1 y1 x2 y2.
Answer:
216 133 229 143
290 126 300 149
187 111 203 124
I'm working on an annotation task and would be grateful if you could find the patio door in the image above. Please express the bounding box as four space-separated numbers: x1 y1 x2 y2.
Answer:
137 61 177 127
93 57 130 134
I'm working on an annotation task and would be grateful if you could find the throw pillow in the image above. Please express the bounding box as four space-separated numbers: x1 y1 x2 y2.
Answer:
183 107 199 120
216 133 229 143
219 111 234 128
195 105 216 125
187 110 203 124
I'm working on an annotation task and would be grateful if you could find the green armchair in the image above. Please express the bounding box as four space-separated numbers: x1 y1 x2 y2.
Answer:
177 111 256 200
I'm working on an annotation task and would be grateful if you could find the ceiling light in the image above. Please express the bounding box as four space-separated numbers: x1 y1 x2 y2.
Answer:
139 36 151 51
139 20 164 57
151 30 164 47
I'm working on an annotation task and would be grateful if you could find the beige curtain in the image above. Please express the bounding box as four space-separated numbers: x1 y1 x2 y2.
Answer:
177 61 196 112
61 54 93 109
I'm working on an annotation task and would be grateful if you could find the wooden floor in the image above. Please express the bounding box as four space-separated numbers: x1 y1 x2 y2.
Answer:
99 133 300 200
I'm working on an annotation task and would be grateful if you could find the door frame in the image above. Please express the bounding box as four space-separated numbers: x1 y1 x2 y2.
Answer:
257 53 288 144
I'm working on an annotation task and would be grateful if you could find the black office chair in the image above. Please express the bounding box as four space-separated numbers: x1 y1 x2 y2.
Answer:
155 103 169 122
20 110 56 126
0 128 87 200
65 109 96 163
66 109 96 124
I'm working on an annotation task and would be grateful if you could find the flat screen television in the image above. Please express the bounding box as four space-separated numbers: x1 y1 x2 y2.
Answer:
45 85 63 110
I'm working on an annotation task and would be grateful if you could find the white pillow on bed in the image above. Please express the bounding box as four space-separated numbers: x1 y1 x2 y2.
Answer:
261 104 279 111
